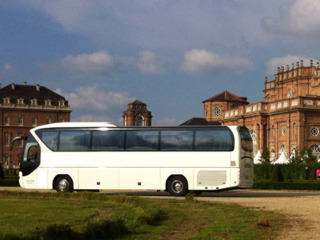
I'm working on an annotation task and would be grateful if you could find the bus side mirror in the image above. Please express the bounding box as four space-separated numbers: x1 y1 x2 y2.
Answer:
10 136 27 151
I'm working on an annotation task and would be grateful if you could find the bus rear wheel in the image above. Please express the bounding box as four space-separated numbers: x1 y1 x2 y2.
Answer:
167 176 188 196
55 175 74 192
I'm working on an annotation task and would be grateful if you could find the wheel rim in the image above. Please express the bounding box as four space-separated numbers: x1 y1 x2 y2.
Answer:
58 179 69 191
171 180 183 193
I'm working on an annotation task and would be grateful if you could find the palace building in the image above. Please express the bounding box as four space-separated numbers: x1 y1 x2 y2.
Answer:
123 100 152 126
0 83 71 171
203 60 320 161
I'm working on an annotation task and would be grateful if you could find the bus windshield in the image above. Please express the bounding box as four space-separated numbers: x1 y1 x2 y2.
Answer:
239 127 253 152
20 133 40 176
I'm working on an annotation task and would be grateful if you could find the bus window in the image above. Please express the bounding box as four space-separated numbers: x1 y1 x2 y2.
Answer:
41 131 58 151
126 131 158 151
59 131 91 151
195 130 234 151
160 131 193 151
92 131 124 151
239 127 253 152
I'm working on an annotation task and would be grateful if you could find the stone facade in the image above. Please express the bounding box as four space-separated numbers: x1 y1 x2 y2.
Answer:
0 83 71 170
123 100 152 126
203 60 320 160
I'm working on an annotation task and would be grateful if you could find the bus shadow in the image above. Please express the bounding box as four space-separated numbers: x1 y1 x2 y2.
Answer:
101 189 320 198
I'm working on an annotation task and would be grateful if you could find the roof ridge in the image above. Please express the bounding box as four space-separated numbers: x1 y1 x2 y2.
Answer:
203 90 248 103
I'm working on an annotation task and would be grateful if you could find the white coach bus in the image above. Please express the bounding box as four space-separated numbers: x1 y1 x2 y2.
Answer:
12 122 253 196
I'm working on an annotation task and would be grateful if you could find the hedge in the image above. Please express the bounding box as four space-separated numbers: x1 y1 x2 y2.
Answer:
0 179 19 187
0 174 19 187
254 163 320 181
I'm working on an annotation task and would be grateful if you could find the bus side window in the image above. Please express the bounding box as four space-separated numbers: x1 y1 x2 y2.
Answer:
160 131 193 151
27 145 38 161
41 131 58 151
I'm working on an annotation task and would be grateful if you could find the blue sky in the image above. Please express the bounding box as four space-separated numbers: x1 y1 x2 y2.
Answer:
1 0 320 125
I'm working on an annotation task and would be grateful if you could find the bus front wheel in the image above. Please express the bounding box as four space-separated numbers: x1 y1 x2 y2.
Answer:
55 175 74 192
167 176 188 196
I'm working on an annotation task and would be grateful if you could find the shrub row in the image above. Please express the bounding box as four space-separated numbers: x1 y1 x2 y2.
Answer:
254 163 320 181
0 179 19 187
0 174 19 187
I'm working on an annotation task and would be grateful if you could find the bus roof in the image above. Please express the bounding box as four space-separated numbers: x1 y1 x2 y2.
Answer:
32 123 242 132
33 122 117 130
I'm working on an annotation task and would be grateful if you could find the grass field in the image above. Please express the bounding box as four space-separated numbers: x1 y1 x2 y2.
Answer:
0 191 282 240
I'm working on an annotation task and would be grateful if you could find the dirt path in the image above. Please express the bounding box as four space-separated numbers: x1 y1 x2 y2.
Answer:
200 191 320 240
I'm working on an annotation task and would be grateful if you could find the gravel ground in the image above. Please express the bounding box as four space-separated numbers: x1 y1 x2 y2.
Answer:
200 190 320 240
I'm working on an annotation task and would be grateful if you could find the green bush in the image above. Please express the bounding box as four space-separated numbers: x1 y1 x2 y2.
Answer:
272 165 284 182
0 174 19 186
254 163 320 181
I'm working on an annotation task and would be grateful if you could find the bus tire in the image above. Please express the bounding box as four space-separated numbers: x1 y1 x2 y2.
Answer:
55 175 74 192
167 176 188 196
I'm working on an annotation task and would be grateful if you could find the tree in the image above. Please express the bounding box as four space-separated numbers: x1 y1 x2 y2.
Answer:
301 148 317 163
259 148 271 179
288 148 303 164
259 148 271 164
289 147 317 164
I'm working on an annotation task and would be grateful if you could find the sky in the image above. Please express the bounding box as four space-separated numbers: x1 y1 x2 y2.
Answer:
1 0 320 126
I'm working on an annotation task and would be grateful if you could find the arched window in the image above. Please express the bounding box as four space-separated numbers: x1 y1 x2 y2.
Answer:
270 149 275 161
134 114 145 127
250 130 257 154
310 144 320 161
290 148 297 159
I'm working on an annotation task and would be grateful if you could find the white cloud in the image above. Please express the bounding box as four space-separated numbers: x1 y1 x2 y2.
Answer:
136 51 164 75
180 49 254 76
262 0 320 35
24 1 276 54
56 85 134 111
0 63 17 75
266 55 318 75
27 0 92 32
60 51 118 74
